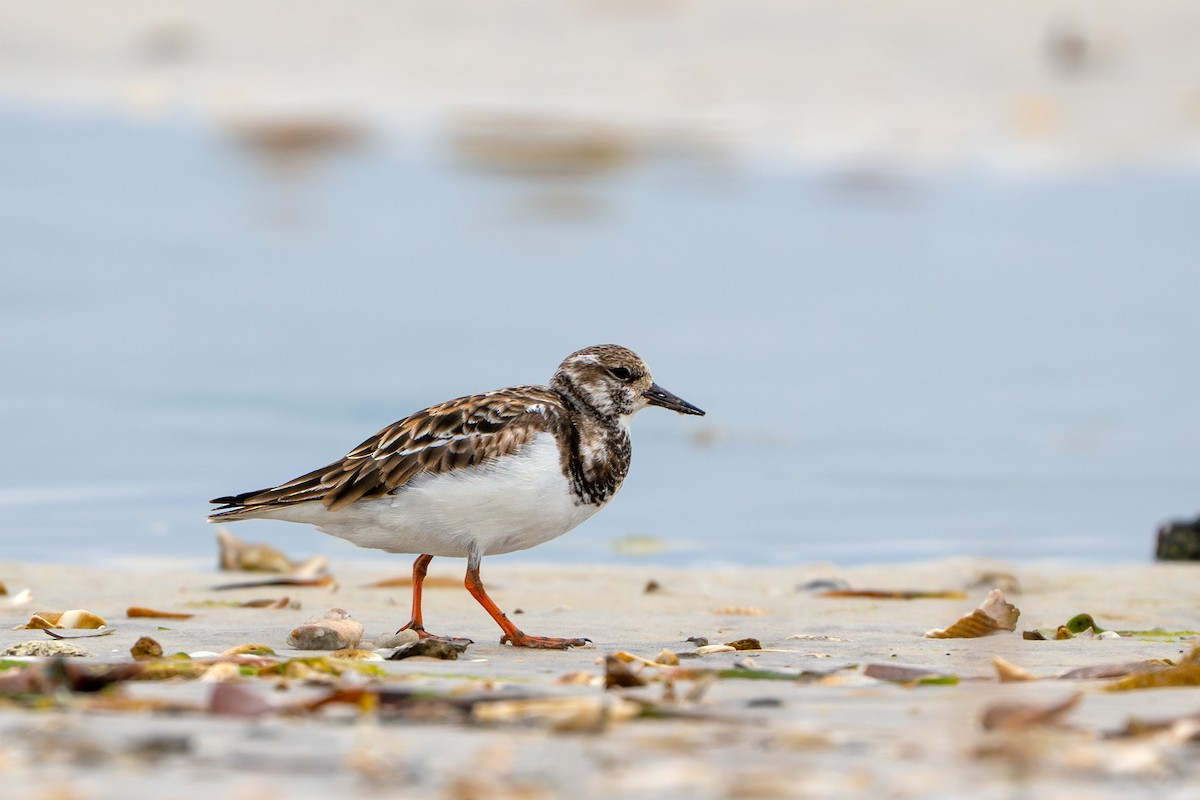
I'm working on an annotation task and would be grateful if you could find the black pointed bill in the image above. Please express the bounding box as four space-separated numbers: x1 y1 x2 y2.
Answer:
643 383 705 416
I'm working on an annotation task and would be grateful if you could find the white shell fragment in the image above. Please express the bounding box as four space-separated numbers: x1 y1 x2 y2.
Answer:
287 608 365 650
924 589 1020 639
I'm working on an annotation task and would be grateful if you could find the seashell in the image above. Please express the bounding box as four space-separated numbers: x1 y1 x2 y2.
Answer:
9 588 33 607
216 526 295 573
287 608 364 651
367 629 420 649
2 640 91 657
695 644 736 655
16 609 107 630
980 693 1082 731
993 655 1037 682
924 590 1019 639
653 649 679 666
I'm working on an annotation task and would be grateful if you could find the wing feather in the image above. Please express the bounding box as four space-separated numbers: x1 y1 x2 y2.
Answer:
208 386 563 518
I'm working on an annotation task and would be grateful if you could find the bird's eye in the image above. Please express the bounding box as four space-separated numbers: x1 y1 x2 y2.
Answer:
610 366 633 380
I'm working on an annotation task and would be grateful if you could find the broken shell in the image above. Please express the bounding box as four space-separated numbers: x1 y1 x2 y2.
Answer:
653 649 680 666
222 644 277 657
200 661 244 683
924 590 1019 639
331 648 384 661
980 693 1082 731
2 640 91 657
993 655 1037 682
17 609 108 630
286 608 364 651
695 644 736 655
368 629 420 649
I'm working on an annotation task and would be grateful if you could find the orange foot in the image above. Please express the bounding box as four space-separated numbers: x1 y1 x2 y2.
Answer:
500 632 591 649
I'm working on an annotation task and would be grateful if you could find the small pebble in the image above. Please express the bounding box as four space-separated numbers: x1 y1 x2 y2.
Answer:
287 608 364 650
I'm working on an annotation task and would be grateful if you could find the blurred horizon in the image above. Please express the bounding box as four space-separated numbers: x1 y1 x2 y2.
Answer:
1 3 1198 567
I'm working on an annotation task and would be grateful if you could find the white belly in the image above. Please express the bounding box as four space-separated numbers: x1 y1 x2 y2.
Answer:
260 432 605 557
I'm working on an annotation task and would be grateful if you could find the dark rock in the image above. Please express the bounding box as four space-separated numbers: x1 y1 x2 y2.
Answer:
1156 517 1200 561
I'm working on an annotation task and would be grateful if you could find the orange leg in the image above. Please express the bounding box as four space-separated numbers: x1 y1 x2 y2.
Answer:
464 545 589 649
396 554 440 638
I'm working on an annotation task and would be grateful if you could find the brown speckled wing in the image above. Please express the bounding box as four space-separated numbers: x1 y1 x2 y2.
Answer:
210 386 564 515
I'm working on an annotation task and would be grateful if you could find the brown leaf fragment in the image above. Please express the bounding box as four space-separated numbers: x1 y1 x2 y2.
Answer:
820 589 968 600
981 693 1082 732
644 579 661 594
924 590 1020 639
605 654 648 688
1059 660 1173 681
724 638 763 651
208 683 275 717
287 608 364 650
993 655 1037 682
131 636 164 661
362 574 460 589
239 597 292 609
127 606 194 619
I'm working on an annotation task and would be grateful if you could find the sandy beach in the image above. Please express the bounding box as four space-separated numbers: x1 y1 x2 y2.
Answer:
2 555 1198 798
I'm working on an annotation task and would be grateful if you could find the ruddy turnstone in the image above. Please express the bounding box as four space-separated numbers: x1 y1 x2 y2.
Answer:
208 344 704 649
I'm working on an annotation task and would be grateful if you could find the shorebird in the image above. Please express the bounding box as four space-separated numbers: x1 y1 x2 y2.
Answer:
208 344 704 648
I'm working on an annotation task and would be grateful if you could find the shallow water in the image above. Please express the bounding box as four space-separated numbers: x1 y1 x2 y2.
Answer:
2 106 1198 567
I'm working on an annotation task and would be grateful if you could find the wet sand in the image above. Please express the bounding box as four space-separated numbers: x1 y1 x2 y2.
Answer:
2 556 1198 798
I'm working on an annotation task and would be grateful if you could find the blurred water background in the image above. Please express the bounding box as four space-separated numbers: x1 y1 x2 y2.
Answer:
2 3 1198 567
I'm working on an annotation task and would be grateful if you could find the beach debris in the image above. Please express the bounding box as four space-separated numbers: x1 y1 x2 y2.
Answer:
472 694 640 731
0 580 6 595
7 588 33 607
608 534 666 556
797 578 850 592
980 693 1082 732
450 113 634 178
819 588 967 600
725 638 763 651
993 655 1038 682
222 644 277 657
863 664 958 685
331 648 383 661
654 649 680 666
287 608 364 650
1059 660 1173 680
686 636 710 647
695 644 736 655
362 573 460 589
924 590 1019 639
368 629 421 649
15 609 108 630
2 640 92 658
713 606 768 616
387 638 467 661
1155 514 1200 560
605 654 648 688
968 571 1022 594
208 682 276 717
1106 645 1200 691
238 597 294 609
215 525 329 576
127 606 195 619
213 575 335 591
1110 709 1200 740
131 636 164 661
786 634 847 642
643 579 661 594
